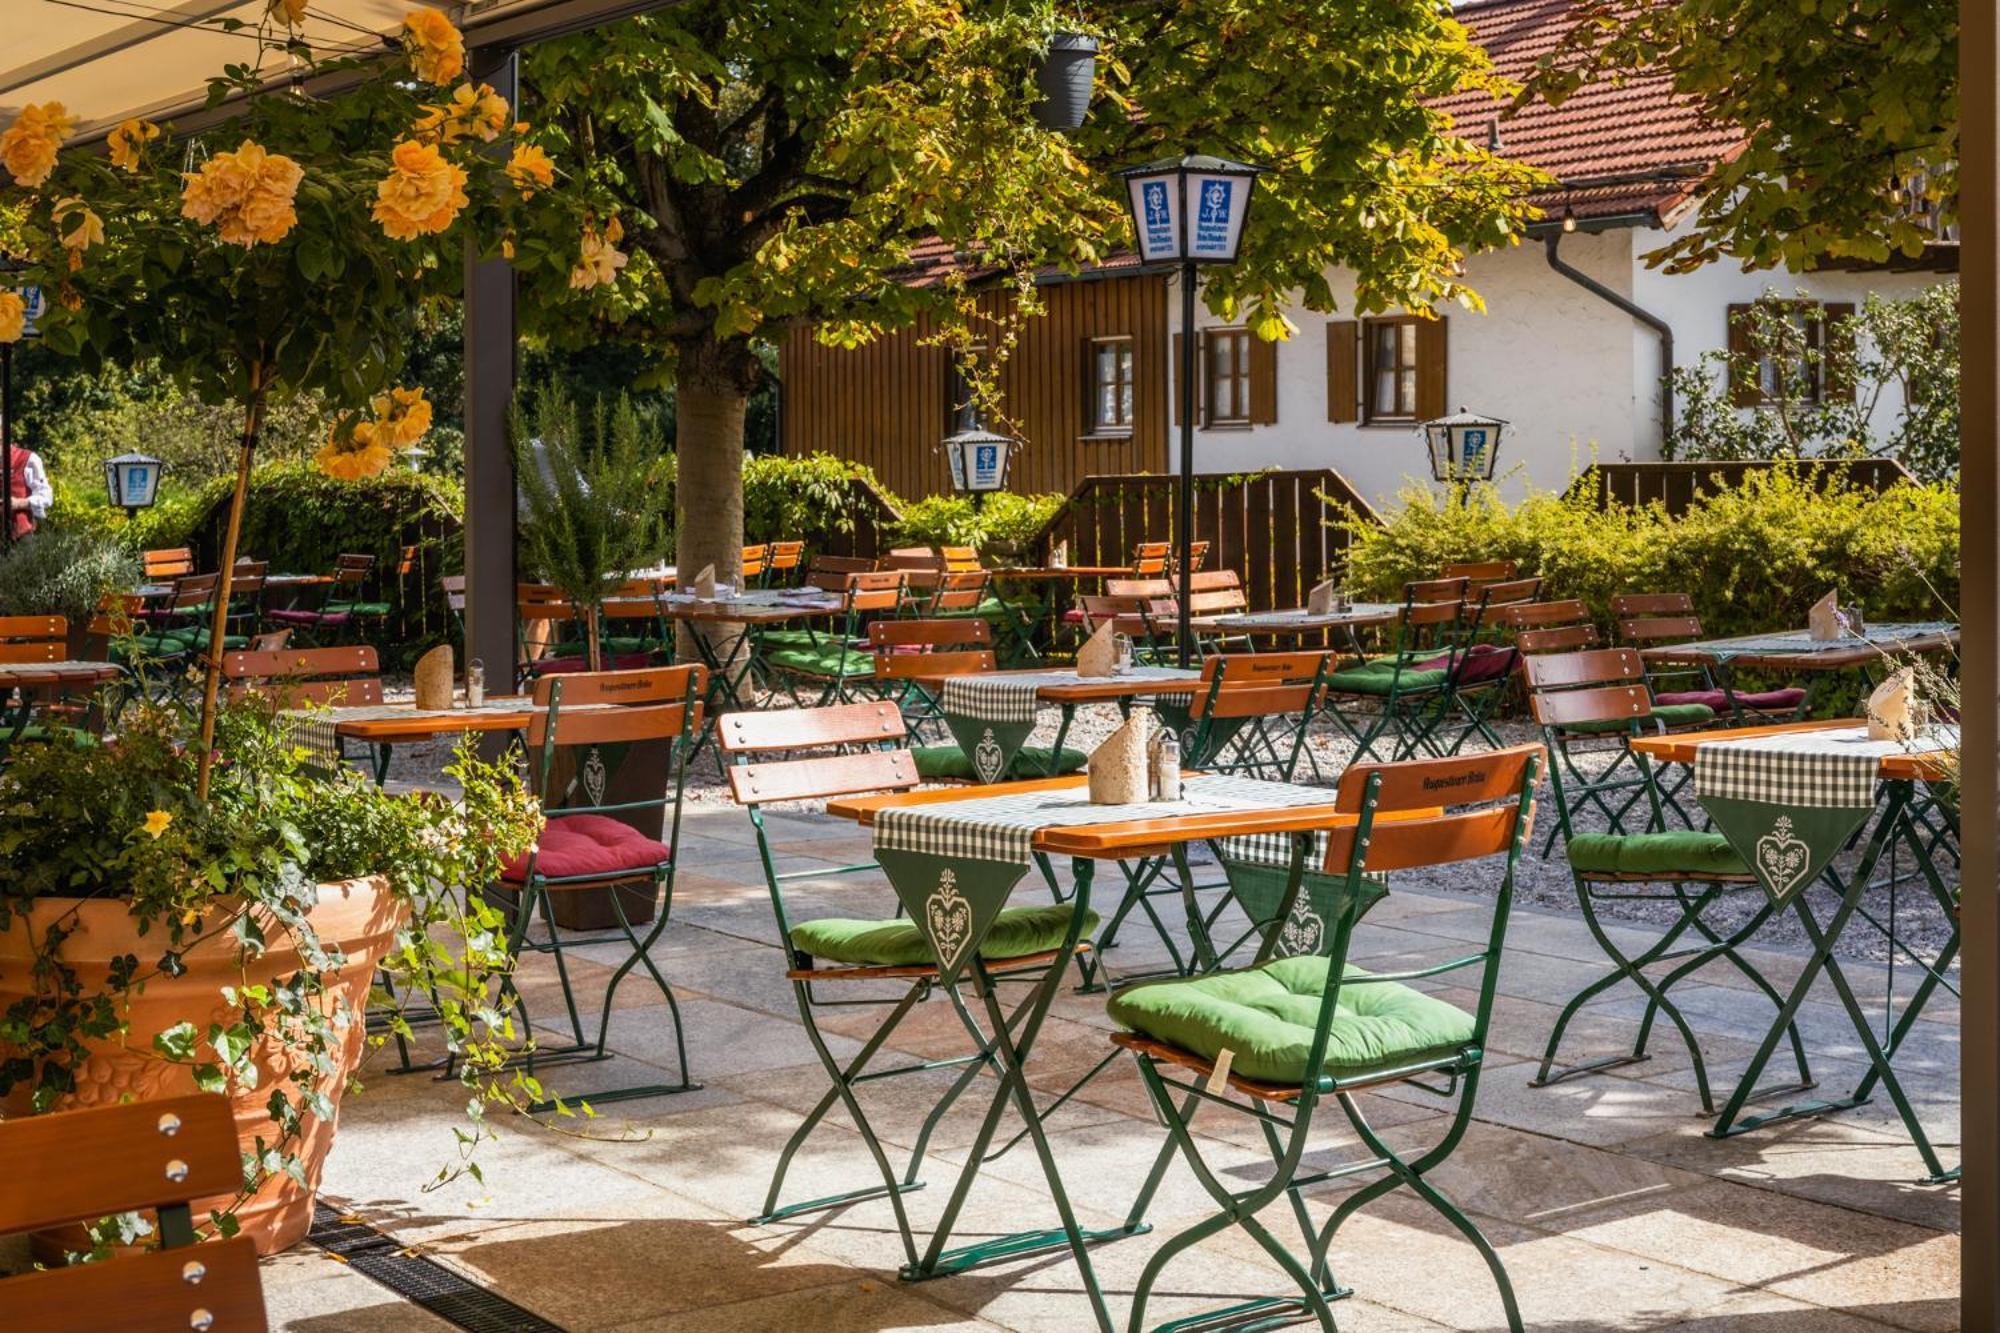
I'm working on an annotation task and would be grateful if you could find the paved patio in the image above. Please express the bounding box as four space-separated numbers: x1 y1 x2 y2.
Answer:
266 803 1961 1331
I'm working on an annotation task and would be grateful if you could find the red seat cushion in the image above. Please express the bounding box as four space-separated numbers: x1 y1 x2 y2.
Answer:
1061 608 1085 624
1414 642 1515 683
1655 687 1807 712
268 608 352 627
531 650 656 675
502 813 671 882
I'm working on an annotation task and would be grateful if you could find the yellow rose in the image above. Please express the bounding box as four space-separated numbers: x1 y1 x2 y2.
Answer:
107 118 160 173
568 220 629 291
381 386 433 447
372 139 469 239
0 102 75 188
143 810 173 839
267 0 310 25
182 140 302 247
414 83 510 144
402 8 465 85
317 416 392 481
0 292 24 344
505 143 555 197
53 196 103 271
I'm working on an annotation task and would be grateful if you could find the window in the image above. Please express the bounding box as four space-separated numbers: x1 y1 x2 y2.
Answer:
1088 337 1135 435
1204 328 1251 426
1363 318 1421 421
1727 301 1851 406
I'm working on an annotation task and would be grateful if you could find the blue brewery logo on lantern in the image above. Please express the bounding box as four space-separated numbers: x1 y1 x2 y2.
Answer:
1141 180 1173 254
972 443 1001 486
1194 178 1234 255
1460 427 1488 472
15 286 45 335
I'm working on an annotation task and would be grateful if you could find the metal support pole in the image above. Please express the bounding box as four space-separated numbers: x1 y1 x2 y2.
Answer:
1176 260 1197 667
1959 0 1997 1320
462 48 520 690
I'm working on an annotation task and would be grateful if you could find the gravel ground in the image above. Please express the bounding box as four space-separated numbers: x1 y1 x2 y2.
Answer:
374 681 1957 969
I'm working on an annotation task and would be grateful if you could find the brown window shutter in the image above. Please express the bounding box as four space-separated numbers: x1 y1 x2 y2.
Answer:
1414 316 1449 420
1326 321 1359 423
1249 333 1279 424
1726 303 1760 406
1822 302 1857 401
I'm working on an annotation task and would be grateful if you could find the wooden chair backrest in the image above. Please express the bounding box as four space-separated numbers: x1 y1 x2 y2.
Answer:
0 641 64 664
0 613 65 644
1187 586 1247 615
170 573 219 611
0 1094 267 1333
222 645 383 707
331 552 374 588
1618 614 1704 645
845 570 906 612
874 647 996 682
1515 624 1601 655
1404 576 1468 605
806 555 876 591
939 545 983 573
1176 539 1211 572
719 701 919 805
395 543 419 577
924 569 989 612
1609 592 1694 618
741 543 770 578
1522 649 1654 729
248 630 293 652
766 540 806 573
1192 651 1329 720
1501 599 1590 631
1443 559 1518 584
142 546 195 579
441 574 466 612
228 558 268 597
1105 577 1175 598
529 695 701 748
1131 540 1172 576
884 546 944 570
530 664 704 709
92 595 143 638
1322 744 1542 874
1189 569 1240 592
1076 594 1152 636
868 618 993 650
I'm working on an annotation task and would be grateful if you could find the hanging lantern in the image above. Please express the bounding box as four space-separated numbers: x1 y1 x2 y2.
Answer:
1115 154 1263 265
941 427 1016 494
1419 406 1507 483
103 451 166 515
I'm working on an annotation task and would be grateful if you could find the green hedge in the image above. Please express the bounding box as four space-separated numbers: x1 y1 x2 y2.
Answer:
1344 467 1959 637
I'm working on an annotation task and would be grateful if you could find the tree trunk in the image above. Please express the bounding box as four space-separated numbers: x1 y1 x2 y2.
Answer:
672 335 761 693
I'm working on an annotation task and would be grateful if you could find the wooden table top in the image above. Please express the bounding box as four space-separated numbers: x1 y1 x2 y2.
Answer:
318 698 542 741
0 660 121 688
824 772 1366 857
1640 626 1959 672
604 594 842 625
988 565 1137 580
908 666 1201 703
1630 718 1954 780
1199 604 1400 633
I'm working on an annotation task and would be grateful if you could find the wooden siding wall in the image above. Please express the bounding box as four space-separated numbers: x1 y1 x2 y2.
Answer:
780 276 1169 498
1030 470 1380 613
1568 458 1917 515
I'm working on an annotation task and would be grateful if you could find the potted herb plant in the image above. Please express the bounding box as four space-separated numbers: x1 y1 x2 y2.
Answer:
0 691 543 1255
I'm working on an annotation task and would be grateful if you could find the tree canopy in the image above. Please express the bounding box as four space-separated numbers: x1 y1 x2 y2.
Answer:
1522 0 1956 272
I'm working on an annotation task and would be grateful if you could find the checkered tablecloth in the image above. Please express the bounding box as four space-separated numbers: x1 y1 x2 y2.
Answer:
1691 622 1958 662
939 667 1199 723
1211 603 1398 631
874 772 1341 864
1694 725 1926 807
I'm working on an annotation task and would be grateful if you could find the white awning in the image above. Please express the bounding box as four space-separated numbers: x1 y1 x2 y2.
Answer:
7 0 670 137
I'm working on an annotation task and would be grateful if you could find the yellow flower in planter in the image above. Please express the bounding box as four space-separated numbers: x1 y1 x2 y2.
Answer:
181 140 303 247
107 118 160 173
402 8 465 85
54 196 104 269
143 810 174 839
0 291 24 343
505 143 555 198
317 415 393 481
568 217 628 290
372 139 469 239
0 101 74 188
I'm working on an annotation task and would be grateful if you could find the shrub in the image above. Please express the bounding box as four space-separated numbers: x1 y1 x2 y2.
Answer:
1343 466 1958 636
740 452 889 548
0 526 141 627
887 490 1064 556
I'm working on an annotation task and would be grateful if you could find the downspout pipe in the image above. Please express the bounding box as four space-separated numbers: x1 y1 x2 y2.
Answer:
1544 230 1675 449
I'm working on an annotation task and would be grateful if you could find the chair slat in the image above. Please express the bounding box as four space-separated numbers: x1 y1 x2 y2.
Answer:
531 699 702 747
3 1234 267 1333
869 618 992 649
1530 684 1654 727
727 749 919 805
873 648 995 682
719 700 906 753
1520 648 1646 690
1325 806 1529 874
221 646 379 681
1609 591 1694 618
532 665 702 708
0 1094 240 1233
1335 743 1545 814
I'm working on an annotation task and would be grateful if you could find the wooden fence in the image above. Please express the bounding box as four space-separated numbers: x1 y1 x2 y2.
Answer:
1029 469 1379 613
1569 458 1917 515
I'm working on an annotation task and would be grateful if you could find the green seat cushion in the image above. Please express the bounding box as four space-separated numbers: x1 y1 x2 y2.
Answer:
1562 702 1714 735
767 645 874 678
1107 957 1475 1086
757 629 821 651
791 903 1099 968
556 634 658 656
139 628 246 653
5 724 101 750
1566 831 1748 877
912 744 1088 782
1325 664 1448 697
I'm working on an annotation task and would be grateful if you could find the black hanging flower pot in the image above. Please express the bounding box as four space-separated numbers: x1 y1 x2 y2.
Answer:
1035 32 1099 131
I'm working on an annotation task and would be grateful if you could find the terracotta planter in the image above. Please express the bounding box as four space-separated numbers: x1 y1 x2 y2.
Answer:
0 876 403 1255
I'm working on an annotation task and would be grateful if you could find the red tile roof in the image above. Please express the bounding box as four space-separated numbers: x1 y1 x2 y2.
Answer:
899 0 1746 284
1439 0 1746 225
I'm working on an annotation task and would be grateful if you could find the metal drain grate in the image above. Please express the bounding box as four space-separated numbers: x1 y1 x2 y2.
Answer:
309 1202 569 1333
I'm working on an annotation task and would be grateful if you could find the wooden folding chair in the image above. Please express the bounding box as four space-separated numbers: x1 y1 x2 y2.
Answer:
142 545 196 580
267 552 379 645
763 540 807 586
0 1094 267 1333
1113 747 1544 1333
868 616 994 737
766 570 905 705
1612 592 1811 725
720 702 1096 1267
1319 577 1468 761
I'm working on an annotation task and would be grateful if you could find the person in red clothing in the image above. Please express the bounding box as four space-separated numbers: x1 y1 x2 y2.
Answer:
5 441 51 540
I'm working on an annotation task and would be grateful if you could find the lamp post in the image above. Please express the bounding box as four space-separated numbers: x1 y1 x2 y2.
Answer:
2 284 45 550
102 452 166 518
1116 154 1263 665
1419 405 1508 498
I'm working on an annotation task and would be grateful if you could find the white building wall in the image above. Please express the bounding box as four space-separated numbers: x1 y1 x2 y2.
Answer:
1175 214 1953 513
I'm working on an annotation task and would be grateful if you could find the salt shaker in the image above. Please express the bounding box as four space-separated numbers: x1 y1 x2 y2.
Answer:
1155 728 1182 802
466 659 486 708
